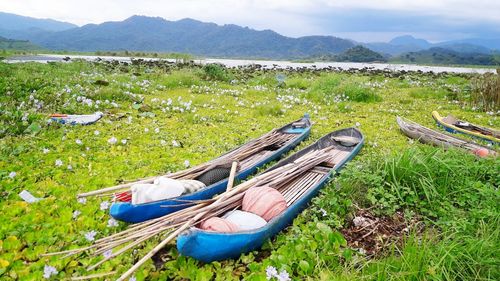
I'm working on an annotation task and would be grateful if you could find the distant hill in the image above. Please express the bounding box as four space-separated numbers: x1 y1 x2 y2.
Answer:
389 35 431 49
0 15 354 59
393 47 499 66
315 45 386 62
0 36 40 50
0 12 77 31
364 35 495 56
0 11 498 63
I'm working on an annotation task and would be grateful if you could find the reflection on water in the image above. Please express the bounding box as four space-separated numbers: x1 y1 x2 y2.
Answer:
5 54 495 74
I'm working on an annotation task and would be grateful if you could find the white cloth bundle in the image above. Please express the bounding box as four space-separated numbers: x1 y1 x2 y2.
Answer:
222 210 267 231
131 177 205 205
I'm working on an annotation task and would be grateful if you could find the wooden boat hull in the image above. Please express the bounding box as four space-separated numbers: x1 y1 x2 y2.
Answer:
397 116 497 156
432 111 499 144
110 116 311 223
176 128 364 262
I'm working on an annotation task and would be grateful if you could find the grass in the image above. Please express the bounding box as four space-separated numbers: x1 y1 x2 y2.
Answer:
0 60 498 280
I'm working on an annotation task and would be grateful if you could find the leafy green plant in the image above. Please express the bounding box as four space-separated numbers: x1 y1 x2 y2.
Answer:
470 70 500 111
202 63 232 82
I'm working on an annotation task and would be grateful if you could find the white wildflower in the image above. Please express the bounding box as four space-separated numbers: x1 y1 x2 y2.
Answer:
84 230 97 241
75 139 82 145
94 130 100 136
72 210 81 219
172 140 180 147
67 165 73 170
107 218 119 228
277 270 291 281
184 160 190 168
55 159 63 167
42 148 50 154
108 137 117 145
155 127 160 133
103 250 113 259
8 171 16 179
100 201 110 210
43 265 58 279
121 139 127 145
78 197 87 204
266 266 278 280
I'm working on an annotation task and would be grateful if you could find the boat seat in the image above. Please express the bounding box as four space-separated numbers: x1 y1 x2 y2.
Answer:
331 136 360 146
443 115 459 125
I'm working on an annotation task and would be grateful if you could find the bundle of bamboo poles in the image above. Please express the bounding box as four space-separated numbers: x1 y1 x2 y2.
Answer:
397 117 497 156
46 146 338 280
77 129 295 199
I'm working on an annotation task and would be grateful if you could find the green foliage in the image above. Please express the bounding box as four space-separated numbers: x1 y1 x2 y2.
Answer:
159 69 202 89
470 70 500 111
285 77 312 90
202 64 233 82
337 84 382 102
408 87 448 99
1 60 499 280
394 47 500 66
350 148 499 226
255 104 284 117
0 36 40 51
318 45 387 62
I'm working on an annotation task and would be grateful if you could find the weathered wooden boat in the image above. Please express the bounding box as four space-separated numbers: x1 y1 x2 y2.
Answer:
108 115 312 223
177 127 364 262
397 116 497 157
49 112 103 125
432 111 499 144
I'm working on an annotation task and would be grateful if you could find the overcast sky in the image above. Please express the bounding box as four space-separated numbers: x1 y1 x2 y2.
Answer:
1 0 499 42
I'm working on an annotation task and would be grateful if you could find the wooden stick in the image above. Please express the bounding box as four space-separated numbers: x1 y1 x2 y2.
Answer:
226 161 239 192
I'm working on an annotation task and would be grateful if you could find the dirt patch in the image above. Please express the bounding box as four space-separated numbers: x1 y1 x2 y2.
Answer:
341 209 423 257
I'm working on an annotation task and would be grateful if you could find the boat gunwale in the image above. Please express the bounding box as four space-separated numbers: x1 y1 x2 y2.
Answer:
432 111 499 144
178 127 364 237
110 116 312 207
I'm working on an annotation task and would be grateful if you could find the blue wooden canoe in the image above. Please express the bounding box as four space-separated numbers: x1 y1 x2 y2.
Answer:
176 127 364 262
109 115 311 223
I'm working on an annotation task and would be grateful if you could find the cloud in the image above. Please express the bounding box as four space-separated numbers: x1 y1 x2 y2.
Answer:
0 0 499 41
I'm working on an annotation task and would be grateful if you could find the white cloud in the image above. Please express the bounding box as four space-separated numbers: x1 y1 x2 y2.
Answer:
0 0 499 39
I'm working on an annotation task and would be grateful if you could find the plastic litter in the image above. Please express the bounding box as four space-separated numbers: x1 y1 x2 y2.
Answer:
19 190 41 203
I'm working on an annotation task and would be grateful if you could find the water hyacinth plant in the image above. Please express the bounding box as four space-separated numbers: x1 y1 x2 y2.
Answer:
0 59 498 280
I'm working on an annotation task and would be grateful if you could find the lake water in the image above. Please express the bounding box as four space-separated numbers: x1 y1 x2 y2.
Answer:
5 54 496 74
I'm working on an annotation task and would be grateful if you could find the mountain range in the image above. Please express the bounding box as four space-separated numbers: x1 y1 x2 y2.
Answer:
0 11 499 63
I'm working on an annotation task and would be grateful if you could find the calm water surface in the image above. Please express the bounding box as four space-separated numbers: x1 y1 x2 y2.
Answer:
5 54 495 74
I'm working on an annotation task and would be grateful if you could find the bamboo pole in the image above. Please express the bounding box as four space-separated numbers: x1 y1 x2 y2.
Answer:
226 161 239 192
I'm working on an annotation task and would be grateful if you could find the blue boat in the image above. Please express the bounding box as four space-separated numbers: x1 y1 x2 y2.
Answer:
109 115 312 223
177 127 364 262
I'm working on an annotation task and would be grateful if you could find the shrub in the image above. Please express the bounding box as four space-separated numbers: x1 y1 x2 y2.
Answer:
160 69 201 89
202 64 232 82
255 104 284 117
339 84 382 102
470 70 500 111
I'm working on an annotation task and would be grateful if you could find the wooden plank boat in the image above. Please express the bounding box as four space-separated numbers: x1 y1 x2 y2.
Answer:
109 115 312 223
176 127 364 262
397 116 497 157
432 111 499 144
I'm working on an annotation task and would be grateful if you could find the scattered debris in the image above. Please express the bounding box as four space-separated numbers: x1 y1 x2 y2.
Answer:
341 209 423 257
19 190 41 203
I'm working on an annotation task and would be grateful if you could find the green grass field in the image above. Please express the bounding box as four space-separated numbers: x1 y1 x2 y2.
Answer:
0 61 498 280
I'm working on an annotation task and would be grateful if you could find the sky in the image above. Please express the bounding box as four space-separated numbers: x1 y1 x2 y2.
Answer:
1 0 499 42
